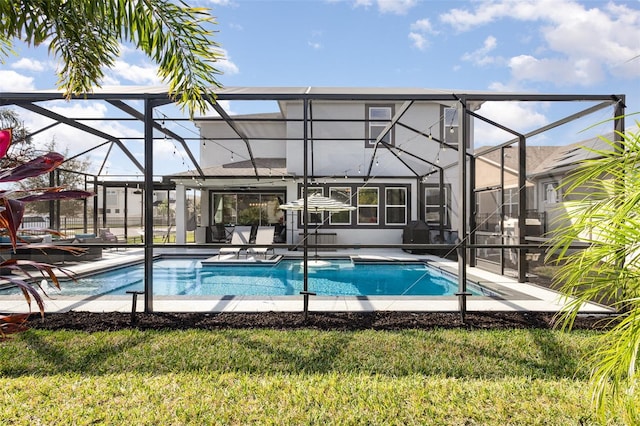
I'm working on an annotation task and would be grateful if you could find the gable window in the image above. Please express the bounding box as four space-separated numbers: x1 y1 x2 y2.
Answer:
365 105 394 148
329 187 352 225
385 187 406 225
357 187 379 225
443 106 459 146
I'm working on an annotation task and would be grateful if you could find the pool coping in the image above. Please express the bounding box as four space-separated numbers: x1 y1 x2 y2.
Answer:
0 248 615 315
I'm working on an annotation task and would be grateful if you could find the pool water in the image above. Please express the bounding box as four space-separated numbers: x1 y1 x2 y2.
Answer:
42 258 483 297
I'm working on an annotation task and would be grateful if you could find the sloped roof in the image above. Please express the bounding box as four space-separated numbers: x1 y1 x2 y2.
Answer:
475 145 560 173
530 133 615 177
474 131 630 178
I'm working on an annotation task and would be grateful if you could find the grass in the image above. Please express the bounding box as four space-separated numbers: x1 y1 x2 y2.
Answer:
0 327 633 425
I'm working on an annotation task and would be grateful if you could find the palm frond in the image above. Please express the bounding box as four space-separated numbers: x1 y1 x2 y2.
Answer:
548 123 640 422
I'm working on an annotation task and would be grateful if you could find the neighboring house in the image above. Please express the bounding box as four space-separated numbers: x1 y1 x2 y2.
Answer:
527 134 617 235
166 88 480 246
95 187 172 222
475 132 622 242
475 145 557 232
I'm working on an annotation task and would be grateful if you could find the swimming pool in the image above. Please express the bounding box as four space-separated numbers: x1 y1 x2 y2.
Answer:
38 258 485 297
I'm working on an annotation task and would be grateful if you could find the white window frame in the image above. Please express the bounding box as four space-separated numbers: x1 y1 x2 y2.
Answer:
425 186 449 226
329 187 352 225
357 187 379 225
366 105 394 148
385 187 407 225
443 107 459 145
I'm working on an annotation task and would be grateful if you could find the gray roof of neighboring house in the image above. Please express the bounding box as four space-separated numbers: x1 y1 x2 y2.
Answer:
475 145 559 173
530 133 615 177
475 132 620 178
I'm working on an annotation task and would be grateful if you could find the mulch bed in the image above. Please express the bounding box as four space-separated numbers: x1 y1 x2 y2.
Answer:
25 311 619 333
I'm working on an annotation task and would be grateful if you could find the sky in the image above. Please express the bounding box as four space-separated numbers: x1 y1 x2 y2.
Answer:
1 0 639 177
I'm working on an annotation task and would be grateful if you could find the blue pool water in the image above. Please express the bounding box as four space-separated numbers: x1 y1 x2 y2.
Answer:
37 258 482 297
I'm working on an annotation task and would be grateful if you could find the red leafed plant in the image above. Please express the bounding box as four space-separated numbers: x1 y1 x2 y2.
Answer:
0 128 93 339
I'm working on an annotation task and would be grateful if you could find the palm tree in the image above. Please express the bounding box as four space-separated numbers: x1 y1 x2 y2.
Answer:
0 0 223 117
547 122 640 423
0 0 223 334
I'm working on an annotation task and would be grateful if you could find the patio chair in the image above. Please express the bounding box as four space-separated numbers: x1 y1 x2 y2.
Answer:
247 226 275 258
219 226 252 258
210 224 229 243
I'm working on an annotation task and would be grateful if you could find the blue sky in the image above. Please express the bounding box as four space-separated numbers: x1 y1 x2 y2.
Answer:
1 0 639 176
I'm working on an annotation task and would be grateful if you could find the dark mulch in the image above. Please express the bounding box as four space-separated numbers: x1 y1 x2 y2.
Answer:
24 311 620 333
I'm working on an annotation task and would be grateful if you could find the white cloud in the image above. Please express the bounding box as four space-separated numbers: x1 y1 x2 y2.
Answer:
488 81 522 92
110 60 162 85
542 2 640 80
410 19 436 34
508 55 604 86
440 0 570 31
214 48 240 76
116 43 137 57
19 101 147 175
11 58 47 72
439 0 640 85
351 0 416 13
191 100 233 119
408 32 428 51
353 0 373 8
462 35 500 66
474 102 548 145
0 71 35 91
308 41 322 50
409 18 436 50
377 0 417 15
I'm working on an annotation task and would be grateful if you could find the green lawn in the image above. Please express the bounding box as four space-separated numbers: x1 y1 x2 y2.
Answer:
0 327 630 425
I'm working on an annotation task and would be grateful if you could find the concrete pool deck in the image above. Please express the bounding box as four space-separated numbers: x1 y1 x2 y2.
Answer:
0 247 614 315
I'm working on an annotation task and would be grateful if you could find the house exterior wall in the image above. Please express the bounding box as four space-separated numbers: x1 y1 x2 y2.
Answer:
284 100 456 177
191 98 471 246
197 119 286 168
96 188 165 220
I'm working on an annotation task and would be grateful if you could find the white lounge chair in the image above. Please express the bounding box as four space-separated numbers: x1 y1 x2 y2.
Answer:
219 226 252 258
247 227 275 258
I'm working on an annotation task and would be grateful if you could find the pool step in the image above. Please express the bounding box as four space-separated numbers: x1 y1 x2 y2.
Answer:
201 254 284 266
350 255 424 264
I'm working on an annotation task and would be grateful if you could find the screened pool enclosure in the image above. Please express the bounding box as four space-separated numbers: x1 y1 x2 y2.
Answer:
0 86 627 317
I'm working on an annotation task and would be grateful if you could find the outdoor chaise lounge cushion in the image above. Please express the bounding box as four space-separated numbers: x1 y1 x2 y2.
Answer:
247 227 275 258
99 228 118 242
219 226 252 258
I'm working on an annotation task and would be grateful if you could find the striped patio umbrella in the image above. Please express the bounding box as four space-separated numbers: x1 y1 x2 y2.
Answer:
279 194 355 257
279 194 356 212
280 194 356 317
